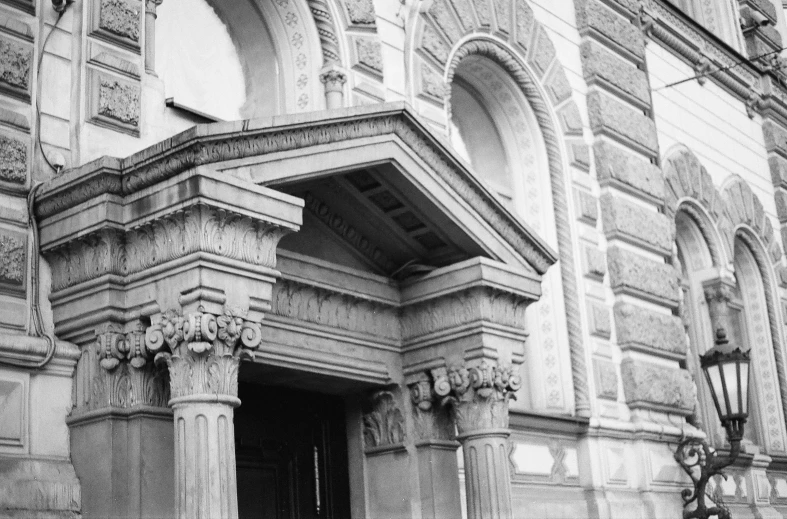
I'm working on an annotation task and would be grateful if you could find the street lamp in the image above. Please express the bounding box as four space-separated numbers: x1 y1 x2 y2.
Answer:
675 327 751 519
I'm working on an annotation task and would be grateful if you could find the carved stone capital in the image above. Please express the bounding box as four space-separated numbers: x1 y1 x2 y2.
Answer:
145 0 162 15
702 275 737 338
320 67 347 93
97 322 153 370
408 372 453 441
144 307 262 401
432 361 521 435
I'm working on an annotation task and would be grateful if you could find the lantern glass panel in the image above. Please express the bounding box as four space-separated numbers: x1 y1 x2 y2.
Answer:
722 362 740 415
740 362 749 415
704 363 725 418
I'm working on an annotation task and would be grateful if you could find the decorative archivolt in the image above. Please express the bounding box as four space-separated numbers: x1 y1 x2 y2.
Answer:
409 0 592 416
664 146 783 267
664 145 787 453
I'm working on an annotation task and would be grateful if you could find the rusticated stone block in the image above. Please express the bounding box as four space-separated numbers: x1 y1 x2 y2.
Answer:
545 66 572 105
515 0 535 50
570 142 591 171
594 141 665 201
0 0 35 14
614 302 686 359
0 134 27 184
587 91 658 156
621 360 694 415
575 0 644 60
557 102 584 135
600 193 674 254
420 63 446 101
528 27 556 77
0 35 32 100
583 245 606 279
0 229 26 294
607 246 679 306
344 0 376 25
354 38 383 75
428 0 463 42
421 24 450 65
575 189 598 224
594 359 618 399
776 189 787 223
580 40 649 106
588 300 612 338
763 120 787 158
769 156 787 188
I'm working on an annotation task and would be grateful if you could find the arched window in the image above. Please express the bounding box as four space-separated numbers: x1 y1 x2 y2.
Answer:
448 53 572 414
156 0 280 120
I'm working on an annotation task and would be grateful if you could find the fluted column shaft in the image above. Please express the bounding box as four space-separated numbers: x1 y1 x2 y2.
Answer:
146 308 262 519
172 395 239 519
460 430 513 519
145 0 163 74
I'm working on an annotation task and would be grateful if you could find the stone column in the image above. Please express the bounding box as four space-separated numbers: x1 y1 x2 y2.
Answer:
145 307 263 519
320 65 346 109
702 274 737 339
145 0 163 75
432 361 521 519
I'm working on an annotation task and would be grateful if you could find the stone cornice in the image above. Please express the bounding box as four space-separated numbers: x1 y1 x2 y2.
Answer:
639 0 787 116
641 0 761 103
34 103 557 275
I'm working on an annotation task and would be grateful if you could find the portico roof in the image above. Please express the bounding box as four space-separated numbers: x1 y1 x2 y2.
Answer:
36 102 556 277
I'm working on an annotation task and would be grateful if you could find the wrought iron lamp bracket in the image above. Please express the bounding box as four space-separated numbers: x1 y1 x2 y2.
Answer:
674 432 742 519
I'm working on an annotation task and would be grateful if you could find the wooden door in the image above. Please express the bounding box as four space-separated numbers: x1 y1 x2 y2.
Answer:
235 383 351 519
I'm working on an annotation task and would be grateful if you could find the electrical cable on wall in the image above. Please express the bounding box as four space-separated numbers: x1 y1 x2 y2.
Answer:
0 1 72 369
652 45 787 91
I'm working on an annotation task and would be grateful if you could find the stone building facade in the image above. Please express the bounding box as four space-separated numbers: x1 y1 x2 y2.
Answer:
4 0 787 517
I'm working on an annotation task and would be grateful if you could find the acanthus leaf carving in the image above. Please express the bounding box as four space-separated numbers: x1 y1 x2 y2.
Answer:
362 390 405 449
144 307 261 400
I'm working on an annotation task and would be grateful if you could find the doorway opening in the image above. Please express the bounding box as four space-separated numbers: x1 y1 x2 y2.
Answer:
235 383 352 519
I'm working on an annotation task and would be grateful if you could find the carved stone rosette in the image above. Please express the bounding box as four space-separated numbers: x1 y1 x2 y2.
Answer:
143 306 262 519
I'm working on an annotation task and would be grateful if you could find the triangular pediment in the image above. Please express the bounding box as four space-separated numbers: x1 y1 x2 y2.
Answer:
37 103 556 278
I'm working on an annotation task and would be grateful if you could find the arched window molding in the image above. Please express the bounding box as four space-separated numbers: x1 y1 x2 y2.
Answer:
444 38 578 416
733 229 787 453
156 0 325 120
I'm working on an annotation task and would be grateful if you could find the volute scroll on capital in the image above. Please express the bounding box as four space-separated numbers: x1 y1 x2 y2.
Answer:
97 322 155 371
414 360 522 435
144 307 263 400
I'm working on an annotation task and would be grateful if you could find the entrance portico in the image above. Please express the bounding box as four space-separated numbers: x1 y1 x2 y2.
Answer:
35 103 556 519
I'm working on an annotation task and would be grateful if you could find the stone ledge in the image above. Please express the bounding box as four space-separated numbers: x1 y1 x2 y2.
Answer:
614 302 686 360
587 91 658 157
620 360 694 415
594 141 665 202
600 193 674 255
607 246 679 307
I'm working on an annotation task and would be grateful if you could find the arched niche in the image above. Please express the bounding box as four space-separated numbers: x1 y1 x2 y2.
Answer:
156 0 325 120
441 37 586 417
